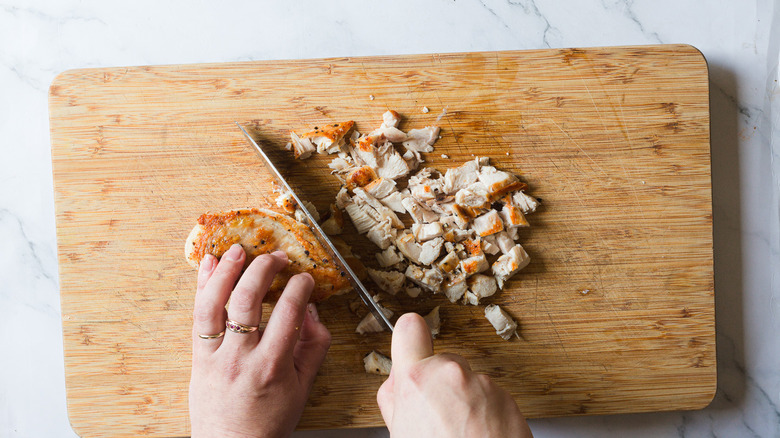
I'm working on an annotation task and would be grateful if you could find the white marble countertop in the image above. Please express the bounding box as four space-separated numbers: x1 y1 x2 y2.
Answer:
2 1 778 437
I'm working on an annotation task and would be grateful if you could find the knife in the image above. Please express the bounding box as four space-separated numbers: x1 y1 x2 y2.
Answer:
236 122 394 332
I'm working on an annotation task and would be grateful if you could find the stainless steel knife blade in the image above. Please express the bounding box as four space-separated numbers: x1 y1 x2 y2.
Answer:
236 122 393 332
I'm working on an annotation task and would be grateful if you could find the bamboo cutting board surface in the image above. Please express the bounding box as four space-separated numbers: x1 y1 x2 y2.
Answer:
50 45 714 437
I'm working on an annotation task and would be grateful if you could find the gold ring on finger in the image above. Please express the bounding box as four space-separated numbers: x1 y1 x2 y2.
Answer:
198 330 225 340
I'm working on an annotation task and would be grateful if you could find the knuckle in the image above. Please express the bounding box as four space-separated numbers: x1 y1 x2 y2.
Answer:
257 360 285 386
192 305 215 324
213 350 243 383
230 286 259 312
439 359 468 382
253 253 280 272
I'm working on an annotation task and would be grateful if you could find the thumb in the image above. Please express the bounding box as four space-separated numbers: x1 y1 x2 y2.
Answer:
391 313 433 374
292 303 331 390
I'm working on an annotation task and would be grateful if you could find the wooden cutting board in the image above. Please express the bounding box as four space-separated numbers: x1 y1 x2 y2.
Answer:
50 44 714 437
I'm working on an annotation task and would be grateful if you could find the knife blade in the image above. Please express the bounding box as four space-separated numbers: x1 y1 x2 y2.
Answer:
236 122 394 332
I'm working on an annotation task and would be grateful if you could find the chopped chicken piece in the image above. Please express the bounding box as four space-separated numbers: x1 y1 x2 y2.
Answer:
376 245 404 267
364 178 397 199
405 264 443 292
500 194 530 228
449 204 473 228
493 231 515 254
403 126 440 154
356 301 394 334
492 244 531 289
412 222 444 242
418 237 444 265
275 192 297 215
472 210 504 237
460 254 489 277
371 126 408 143
367 268 405 295
401 196 428 223
462 237 482 256
366 219 397 249
443 159 480 194
484 304 518 340
353 188 404 229
335 186 351 209
513 191 540 214
422 306 441 338
436 251 460 273
300 121 355 155
442 274 468 303
354 135 384 168
346 165 379 190
403 148 423 170
428 198 455 215
401 196 439 224
364 350 392 375
478 166 525 200
377 151 411 180
506 226 520 241
356 311 393 335
463 291 479 306
381 110 401 129
293 200 320 222
380 191 406 213
481 234 500 255
463 274 498 305
355 134 411 180
345 202 378 234
396 233 423 264
289 131 316 159
454 182 490 209
328 156 353 172
408 168 444 202
460 238 489 277
405 286 423 298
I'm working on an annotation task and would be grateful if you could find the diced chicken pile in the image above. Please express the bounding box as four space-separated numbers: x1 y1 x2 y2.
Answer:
283 111 538 350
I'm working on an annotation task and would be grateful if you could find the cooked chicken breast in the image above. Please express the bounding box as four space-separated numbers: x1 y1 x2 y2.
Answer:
381 110 401 129
184 208 353 303
422 306 441 338
364 350 393 375
513 191 540 214
289 131 316 159
464 274 498 305
364 177 397 199
356 301 394 334
442 274 468 303
443 159 480 194
492 244 531 289
299 121 355 155
484 304 518 340
376 245 404 267
472 210 505 237
367 268 405 295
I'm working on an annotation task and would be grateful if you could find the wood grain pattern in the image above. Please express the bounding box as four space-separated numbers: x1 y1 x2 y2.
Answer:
49 45 714 437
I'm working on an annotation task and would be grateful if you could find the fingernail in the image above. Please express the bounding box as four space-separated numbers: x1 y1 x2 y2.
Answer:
271 250 288 262
307 303 320 322
223 244 243 261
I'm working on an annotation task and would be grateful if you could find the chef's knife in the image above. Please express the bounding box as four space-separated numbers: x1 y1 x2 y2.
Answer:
236 123 394 332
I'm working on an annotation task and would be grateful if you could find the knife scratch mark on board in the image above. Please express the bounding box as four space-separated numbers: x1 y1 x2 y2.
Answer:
548 118 611 181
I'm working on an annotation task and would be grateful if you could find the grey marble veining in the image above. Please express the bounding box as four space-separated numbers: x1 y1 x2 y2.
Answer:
1 1 778 437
